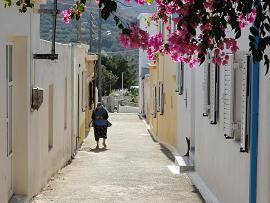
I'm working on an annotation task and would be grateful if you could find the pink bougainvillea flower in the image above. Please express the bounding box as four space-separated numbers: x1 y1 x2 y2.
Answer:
62 8 73 24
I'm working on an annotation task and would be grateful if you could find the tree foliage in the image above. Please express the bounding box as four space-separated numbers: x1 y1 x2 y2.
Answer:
99 65 119 96
5 0 270 70
101 55 137 91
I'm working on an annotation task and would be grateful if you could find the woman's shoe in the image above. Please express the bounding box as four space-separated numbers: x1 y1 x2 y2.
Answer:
103 143 107 148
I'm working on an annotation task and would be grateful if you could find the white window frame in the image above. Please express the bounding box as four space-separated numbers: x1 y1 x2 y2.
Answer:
152 85 157 118
6 44 13 157
240 54 251 152
176 62 184 95
210 63 220 125
82 71 87 111
202 56 210 117
158 82 164 115
64 76 68 130
223 54 235 139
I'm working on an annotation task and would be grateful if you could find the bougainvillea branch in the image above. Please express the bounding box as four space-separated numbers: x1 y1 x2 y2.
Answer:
5 0 270 69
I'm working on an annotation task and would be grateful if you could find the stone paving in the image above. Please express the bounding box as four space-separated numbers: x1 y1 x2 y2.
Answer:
31 113 204 203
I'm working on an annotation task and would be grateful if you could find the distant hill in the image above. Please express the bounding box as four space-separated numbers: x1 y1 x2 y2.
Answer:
40 1 154 54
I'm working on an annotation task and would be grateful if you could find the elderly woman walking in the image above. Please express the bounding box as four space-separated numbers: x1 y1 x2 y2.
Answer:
92 102 109 149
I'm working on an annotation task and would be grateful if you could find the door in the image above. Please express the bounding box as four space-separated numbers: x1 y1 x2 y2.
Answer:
179 65 195 155
6 44 13 199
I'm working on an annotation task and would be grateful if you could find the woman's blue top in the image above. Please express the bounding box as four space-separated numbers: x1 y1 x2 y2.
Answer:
92 108 108 126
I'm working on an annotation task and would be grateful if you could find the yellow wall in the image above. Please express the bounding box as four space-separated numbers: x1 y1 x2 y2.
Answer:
147 57 178 148
146 19 178 149
148 64 159 135
156 55 177 147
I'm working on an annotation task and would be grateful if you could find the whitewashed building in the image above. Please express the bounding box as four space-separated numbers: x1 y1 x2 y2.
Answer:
138 13 157 117
0 4 94 202
176 26 270 203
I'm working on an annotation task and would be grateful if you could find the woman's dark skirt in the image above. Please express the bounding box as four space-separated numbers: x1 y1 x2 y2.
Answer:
94 126 108 141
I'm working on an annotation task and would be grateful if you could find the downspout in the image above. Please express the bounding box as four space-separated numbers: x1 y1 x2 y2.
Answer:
249 59 259 203
249 39 260 203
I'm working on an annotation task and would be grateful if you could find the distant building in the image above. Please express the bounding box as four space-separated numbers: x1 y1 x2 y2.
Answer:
137 13 157 118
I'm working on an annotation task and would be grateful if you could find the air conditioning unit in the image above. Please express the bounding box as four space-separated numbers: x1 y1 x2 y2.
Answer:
31 87 44 111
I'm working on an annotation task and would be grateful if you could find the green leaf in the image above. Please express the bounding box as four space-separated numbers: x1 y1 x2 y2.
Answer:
187 23 196 36
235 29 241 39
145 0 154 4
250 27 259 36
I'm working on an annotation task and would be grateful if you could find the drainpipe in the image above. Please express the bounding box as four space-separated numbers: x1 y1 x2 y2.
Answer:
249 1 260 201
249 58 259 203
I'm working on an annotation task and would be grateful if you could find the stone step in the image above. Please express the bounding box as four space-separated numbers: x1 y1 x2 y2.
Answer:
9 195 27 203
175 156 194 173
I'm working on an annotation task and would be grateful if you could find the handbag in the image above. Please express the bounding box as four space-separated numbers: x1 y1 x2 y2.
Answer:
107 120 112 127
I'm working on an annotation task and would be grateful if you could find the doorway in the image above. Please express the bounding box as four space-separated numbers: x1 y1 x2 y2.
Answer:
178 66 196 157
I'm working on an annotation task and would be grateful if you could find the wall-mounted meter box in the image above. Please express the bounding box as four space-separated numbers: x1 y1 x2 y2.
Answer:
31 87 44 111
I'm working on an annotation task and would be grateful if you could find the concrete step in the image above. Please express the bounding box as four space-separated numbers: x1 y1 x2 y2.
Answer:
9 195 27 203
175 156 194 173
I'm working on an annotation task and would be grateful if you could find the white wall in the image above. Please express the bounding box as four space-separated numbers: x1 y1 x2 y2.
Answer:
176 29 270 203
256 48 270 203
0 5 40 202
143 75 150 121
138 13 157 114
27 40 73 199
72 44 88 148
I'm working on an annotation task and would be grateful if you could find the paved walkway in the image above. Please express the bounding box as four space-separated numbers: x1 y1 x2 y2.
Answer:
32 113 203 203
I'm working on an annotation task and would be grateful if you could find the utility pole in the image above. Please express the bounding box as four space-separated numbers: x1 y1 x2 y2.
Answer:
77 18 82 43
97 7 102 102
88 9 93 53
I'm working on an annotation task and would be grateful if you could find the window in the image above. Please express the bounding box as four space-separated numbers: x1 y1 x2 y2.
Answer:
152 85 157 118
89 81 93 108
82 71 86 111
221 53 251 151
202 56 210 117
171 14 177 33
158 20 164 38
158 82 164 115
240 55 251 152
210 64 220 125
48 84 54 150
223 54 235 139
64 77 67 130
6 45 13 156
176 62 184 95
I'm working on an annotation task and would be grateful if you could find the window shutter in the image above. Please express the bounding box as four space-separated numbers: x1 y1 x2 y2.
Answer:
82 71 87 111
203 58 210 116
223 54 234 138
160 83 164 115
152 85 157 118
179 62 184 95
240 55 251 152
176 63 180 92
158 82 161 112
171 14 178 33
89 82 93 108
171 18 174 33
210 64 219 124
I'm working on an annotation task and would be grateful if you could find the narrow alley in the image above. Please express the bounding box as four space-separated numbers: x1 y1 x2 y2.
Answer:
31 114 203 203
